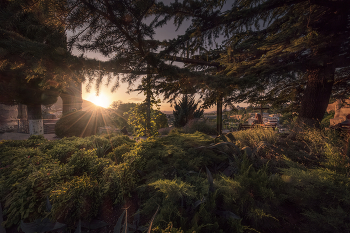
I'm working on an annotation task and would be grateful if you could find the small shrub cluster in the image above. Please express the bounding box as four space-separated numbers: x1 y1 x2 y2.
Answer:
55 109 106 138
0 135 137 229
158 127 173 135
182 119 217 135
168 119 217 136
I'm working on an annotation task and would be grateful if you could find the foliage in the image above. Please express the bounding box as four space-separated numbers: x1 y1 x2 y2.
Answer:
148 179 196 201
280 112 298 127
158 127 173 136
109 102 137 131
320 110 335 129
157 0 350 127
182 119 216 135
233 128 278 149
173 95 203 128
1 128 350 232
0 134 136 228
0 0 82 120
126 102 168 137
280 167 350 232
55 109 106 138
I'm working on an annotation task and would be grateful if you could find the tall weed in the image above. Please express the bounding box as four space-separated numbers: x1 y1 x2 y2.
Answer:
232 128 278 148
296 128 327 156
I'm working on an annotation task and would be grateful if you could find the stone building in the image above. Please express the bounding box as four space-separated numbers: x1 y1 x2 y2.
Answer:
327 99 350 126
0 104 22 132
0 82 82 134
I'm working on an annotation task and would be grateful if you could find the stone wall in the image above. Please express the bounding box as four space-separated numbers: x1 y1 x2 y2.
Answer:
0 104 18 132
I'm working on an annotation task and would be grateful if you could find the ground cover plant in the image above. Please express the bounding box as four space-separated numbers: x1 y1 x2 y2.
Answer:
0 129 349 232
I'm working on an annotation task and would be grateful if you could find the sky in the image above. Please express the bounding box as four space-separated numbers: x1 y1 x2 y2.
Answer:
73 1 246 112
77 22 197 112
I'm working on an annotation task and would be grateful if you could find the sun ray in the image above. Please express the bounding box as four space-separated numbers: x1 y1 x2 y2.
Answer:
86 93 111 108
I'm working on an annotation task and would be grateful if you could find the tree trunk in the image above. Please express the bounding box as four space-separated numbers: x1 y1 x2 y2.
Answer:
146 65 151 137
27 104 43 135
290 65 335 137
217 97 223 136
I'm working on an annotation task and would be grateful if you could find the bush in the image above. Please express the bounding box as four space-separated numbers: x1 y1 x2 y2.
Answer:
55 109 106 138
158 127 173 135
320 110 335 129
182 119 217 135
126 103 168 136
1 129 350 232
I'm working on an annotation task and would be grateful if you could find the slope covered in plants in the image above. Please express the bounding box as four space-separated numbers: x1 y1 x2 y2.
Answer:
0 129 349 232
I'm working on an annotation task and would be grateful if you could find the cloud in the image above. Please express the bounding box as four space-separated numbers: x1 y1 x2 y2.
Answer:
128 98 143 102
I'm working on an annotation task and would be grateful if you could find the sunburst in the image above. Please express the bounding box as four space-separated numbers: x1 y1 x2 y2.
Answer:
86 93 111 108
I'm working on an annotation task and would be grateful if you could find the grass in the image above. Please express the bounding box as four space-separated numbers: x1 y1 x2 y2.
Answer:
0 128 349 232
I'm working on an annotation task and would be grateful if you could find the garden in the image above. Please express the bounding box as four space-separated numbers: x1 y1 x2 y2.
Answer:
1 127 349 232
1 0 350 232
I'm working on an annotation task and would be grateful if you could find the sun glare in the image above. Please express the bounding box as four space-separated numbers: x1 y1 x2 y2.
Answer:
86 93 111 108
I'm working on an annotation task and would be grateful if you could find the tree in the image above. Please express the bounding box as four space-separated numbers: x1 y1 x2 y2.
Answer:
173 95 203 128
0 0 83 134
157 0 350 130
109 101 137 131
126 101 168 137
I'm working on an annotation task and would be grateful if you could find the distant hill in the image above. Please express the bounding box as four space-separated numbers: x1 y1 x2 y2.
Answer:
49 98 102 111
82 99 105 111
161 111 173 115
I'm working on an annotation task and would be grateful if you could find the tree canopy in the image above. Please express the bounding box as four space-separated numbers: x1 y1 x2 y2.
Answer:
156 0 350 127
2 0 350 131
0 0 85 120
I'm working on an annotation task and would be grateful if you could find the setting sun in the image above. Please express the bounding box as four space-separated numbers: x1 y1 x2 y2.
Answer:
86 93 111 108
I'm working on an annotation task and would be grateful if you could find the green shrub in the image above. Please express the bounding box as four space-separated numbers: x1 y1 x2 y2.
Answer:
281 167 350 232
55 109 106 138
106 144 133 162
148 179 196 201
320 110 335 129
182 119 217 135
126 102 168 137
50 175 103 223
1 129 350 232
158 127 173 135
0 148 65 227
102 162 138 204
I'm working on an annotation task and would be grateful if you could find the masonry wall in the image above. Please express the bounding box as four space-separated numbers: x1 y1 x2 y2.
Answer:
0 104 18 132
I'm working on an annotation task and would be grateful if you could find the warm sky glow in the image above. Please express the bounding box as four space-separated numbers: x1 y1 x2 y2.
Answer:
75 2 240 113
85 92 111 108
81 79 244 112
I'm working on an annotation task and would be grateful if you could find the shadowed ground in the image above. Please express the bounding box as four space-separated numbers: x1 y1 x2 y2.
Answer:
0 133 58 141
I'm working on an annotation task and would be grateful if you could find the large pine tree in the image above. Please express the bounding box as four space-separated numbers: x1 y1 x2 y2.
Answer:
158 0 350 129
